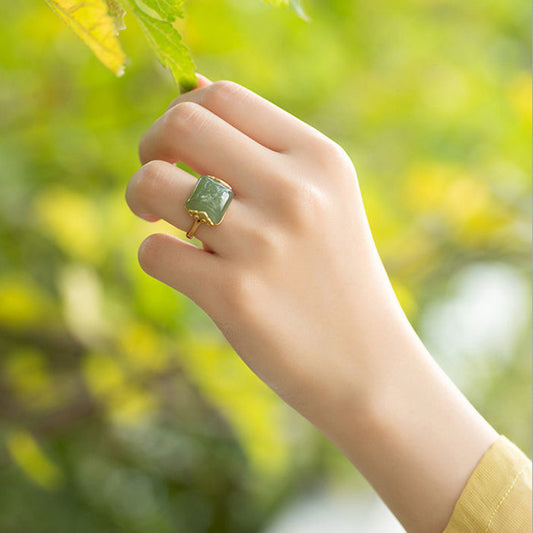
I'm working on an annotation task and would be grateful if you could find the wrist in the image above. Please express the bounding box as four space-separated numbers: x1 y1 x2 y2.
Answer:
309 313 498 532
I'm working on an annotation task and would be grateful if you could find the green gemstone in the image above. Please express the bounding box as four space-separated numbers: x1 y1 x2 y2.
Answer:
185 175 234 225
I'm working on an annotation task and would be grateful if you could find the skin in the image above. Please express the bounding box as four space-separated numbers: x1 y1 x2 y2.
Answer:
125 76 498 532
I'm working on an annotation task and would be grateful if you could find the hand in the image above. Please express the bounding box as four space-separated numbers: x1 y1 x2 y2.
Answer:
126 78 497 533
125 79 401 414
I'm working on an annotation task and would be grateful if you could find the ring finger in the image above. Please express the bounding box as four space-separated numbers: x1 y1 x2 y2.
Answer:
126 160 245 255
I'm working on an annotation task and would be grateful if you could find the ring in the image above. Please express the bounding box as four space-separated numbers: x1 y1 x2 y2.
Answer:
185 175 234 239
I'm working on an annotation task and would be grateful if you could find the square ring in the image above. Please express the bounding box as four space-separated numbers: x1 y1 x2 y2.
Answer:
185 175 234 226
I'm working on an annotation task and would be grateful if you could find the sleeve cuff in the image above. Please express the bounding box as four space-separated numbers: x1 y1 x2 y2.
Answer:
444 435 532 532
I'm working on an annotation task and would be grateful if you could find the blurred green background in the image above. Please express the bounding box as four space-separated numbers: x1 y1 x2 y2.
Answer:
0 1 530 531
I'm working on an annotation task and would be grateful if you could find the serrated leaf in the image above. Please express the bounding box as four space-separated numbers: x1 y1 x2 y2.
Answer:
122 0 196 91
264 0 309 20
44 0 127 75
139 0 184 20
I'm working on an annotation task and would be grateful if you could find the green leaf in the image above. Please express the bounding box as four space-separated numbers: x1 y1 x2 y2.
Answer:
44 0 127 75
121 0 197 91
139 0 184 20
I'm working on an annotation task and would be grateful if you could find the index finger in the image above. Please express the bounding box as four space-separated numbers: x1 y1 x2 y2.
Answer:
168 80 321 153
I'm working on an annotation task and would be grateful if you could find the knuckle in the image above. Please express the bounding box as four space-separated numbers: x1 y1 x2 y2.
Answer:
302 134 350 168
134 160 168 207
203 80 242 107
276 179 329 230
312 137 348 165
319 141 356 187
322 138 349 161
165 101 207 134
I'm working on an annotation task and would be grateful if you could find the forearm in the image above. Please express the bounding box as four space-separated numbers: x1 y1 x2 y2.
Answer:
303 289 498 533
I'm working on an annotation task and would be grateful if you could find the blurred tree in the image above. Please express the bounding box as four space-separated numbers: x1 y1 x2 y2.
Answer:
0 0 530 531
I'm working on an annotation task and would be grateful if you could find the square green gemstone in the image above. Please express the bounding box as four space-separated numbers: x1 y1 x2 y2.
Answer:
185 175 234 225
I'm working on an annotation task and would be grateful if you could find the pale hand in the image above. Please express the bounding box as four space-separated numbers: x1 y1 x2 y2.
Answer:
126 78 497 533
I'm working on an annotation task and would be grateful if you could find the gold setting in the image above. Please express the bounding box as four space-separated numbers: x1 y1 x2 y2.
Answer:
186 209 216 226
208 176 232 189
186 217 202 239
185 210 213 239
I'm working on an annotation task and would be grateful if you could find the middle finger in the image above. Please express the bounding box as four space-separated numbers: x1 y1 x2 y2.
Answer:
138 101 279 198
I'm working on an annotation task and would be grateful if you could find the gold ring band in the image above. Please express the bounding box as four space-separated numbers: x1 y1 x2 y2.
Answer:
186 217 202 239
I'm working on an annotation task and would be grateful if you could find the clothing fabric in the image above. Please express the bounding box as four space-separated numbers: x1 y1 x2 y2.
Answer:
444 435 532 532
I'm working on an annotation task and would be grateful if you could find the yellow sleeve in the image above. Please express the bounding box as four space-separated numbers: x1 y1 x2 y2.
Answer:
444 435 532 532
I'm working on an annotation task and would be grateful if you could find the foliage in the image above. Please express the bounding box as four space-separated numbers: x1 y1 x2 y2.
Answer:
0 0 531 531
43 0 306 90
43 0 126 75
119 0 197 90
